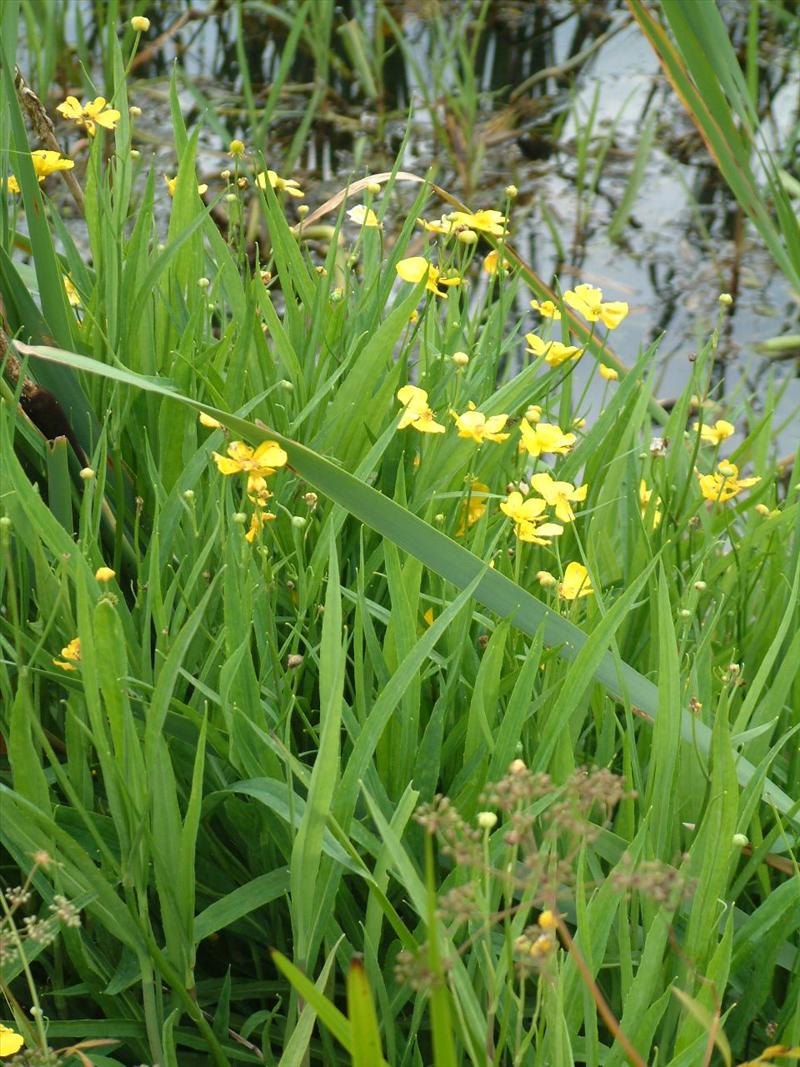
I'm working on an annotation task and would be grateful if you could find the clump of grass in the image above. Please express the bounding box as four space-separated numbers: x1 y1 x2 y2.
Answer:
1 4 799 1067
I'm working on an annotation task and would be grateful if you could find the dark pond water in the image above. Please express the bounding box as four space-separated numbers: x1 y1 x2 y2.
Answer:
34 0 800 447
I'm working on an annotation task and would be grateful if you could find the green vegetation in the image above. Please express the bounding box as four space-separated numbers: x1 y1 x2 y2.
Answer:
1 2 798 1065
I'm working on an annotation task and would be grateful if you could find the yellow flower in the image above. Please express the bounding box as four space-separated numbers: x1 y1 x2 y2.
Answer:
483 249 512 274
244 510 276 543
693 419 735 446
456 481 490 535
396 257 461 298
53 636 81 671
530 299 561 320
697 462 760 503
212 440 288 478
95 566 116 582
563 283 628 330
63 276 81 307
57 96 121 137
346 204 380 228
5 150 75 193
164 174 208 197
452 407 510 444
518 419 576 457
256 170 304 198
524 404 542 423
524 332 583 367
0 1025 24 1057
419 208 507 237
559 562 593 599
229 139 245 157
447 208 508 236
599 364 619 381
530 472 587 523
500 491 563 545
131 15 151 32
396 384 446 434
639 480 662 528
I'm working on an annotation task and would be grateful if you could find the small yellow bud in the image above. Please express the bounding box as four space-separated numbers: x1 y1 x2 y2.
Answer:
457 228 478 245
366 181 382 195
129 105 142 118
287 653 304 669
477 811 497 830
536 570 557 588
297 203 310 218
95 566 115 583
694 580 707 591
451 351 469 367
504 184 518 198
199 412 222 429
524 405 542 423
718 292 733 306
229 139 245 157
755 503 770 516
79 467 96 481
130 149 140 159
732 832 749 847
509 758 527 774
304 492 318 508
197 276 210 289
131 16 151 32
599 364 619 381
220 168 232 180
538 909 559 931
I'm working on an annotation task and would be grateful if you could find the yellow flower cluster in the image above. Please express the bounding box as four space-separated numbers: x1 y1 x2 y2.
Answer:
3 150 74 194
210 436 289 543
396 257 462 298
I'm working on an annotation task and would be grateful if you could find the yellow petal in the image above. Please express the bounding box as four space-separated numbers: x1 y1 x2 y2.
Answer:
396 257 429 285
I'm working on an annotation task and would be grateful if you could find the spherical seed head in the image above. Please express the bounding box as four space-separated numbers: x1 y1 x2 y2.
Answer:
229 139 245 157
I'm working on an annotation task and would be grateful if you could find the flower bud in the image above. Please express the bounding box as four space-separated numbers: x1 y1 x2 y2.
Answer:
505 184 518 198
694 580 707 591
95 566 115 582
131 16 151 32
477 811 497 830
129 105 142 118
233 512 247 524
509 758 527 774
732 832 748 847
297 203 310 218
228 139 245 157
79 467 95 481
197 276 210 289
451 351 469 367
457 228 478 245
755 503 770 516
287 653 304 669
718 292 733 305
291 515 306 529
536 570 556 588
366 181 382 195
